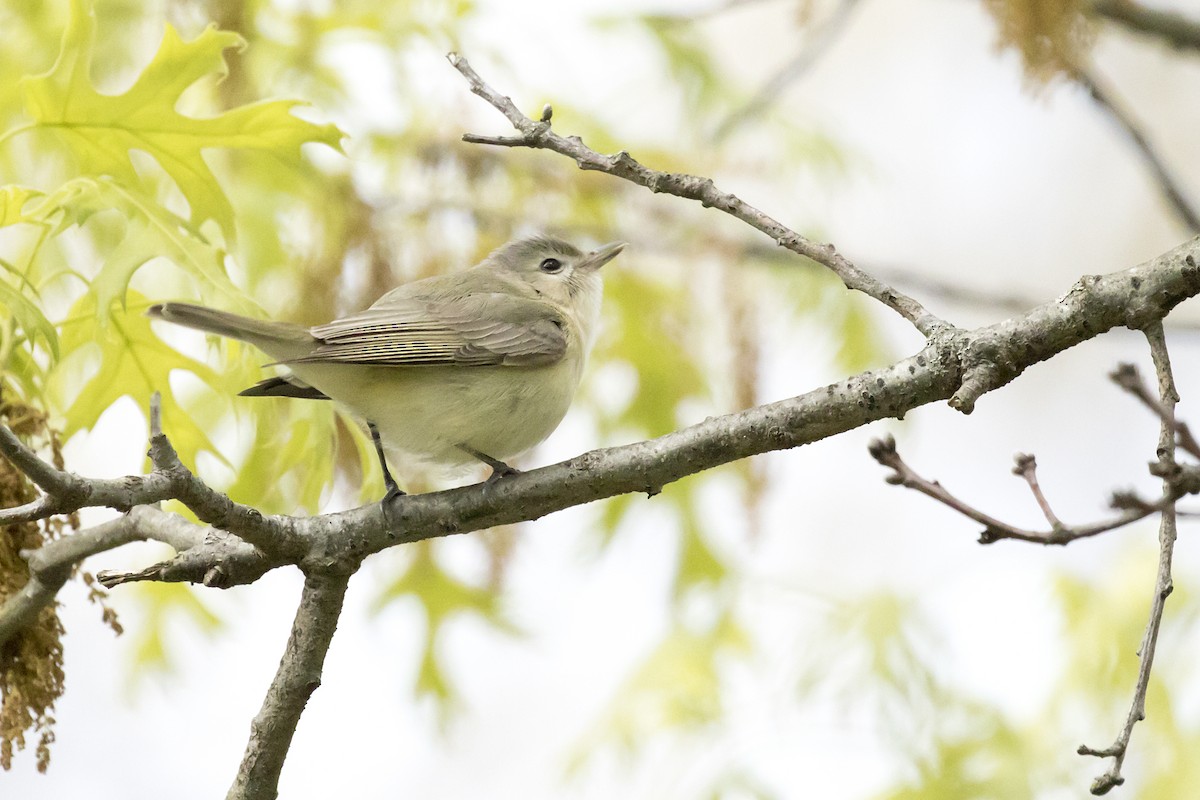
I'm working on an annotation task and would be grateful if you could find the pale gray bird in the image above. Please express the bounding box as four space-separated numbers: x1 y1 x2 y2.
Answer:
149 236 625 497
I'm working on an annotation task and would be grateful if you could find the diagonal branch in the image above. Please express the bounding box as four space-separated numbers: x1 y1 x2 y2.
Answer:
226 568 352 800
1110 362 1200 459
1090 0 1200 54
715 0 863 141
1074 66 1200 234
446 52 949 338
1079 322 1181 795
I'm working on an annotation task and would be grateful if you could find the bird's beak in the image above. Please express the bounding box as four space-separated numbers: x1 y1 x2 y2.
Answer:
578 241 626 272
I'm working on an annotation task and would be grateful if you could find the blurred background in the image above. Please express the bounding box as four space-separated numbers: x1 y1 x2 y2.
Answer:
3 0 1200 797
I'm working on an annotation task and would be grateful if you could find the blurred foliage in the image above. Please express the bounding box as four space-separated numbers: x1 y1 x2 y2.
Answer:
369 540 519 719
983 0 1094 83
777 544 1200 800
120 580 222 680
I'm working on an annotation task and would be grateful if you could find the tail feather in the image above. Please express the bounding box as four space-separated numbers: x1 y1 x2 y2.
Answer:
148 302 315 362
239 375 329 400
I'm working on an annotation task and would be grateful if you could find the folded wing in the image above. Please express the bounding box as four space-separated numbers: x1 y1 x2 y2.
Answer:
293 293 568 368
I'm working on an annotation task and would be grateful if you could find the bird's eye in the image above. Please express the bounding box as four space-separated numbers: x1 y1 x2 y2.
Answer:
539 258 563 273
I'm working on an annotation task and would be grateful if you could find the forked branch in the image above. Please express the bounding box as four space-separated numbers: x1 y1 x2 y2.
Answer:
1079 324 1182 795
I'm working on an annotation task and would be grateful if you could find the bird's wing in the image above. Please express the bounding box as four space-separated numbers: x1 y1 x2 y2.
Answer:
295 293 568 367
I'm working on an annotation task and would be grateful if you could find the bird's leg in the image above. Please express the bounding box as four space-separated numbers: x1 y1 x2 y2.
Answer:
370 422 404 501
458 444 520 482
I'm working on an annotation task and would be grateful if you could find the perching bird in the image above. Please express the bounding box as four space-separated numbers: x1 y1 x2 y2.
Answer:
148 235 625 498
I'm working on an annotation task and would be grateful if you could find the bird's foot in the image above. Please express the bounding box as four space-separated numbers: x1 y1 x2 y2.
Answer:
458 444 520 483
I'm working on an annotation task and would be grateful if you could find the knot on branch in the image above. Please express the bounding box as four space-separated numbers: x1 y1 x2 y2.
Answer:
948 333 1023 414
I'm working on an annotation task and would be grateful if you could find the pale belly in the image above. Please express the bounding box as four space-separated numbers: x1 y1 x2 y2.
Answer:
288 354 584 467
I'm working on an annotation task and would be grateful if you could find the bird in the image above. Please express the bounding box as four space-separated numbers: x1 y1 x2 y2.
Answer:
148 235 625 499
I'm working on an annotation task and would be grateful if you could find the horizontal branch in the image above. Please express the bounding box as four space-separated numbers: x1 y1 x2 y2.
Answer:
4 238 1200 589
447 53 949 338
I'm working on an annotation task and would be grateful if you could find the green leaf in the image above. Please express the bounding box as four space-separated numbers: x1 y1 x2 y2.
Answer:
594 269 705 437
0 185 44 226
52 289 225 467
223 406 345 514
20 0 343 241
0 279 59 360
82 179 248 318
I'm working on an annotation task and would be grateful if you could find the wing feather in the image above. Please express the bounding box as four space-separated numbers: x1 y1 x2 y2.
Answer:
292 293 567 367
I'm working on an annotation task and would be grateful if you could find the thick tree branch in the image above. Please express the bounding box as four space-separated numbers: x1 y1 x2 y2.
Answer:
1091 0 1200 53
226 568 351 800
1079 323 1181 795
446 53 949 338
3 239 1200 592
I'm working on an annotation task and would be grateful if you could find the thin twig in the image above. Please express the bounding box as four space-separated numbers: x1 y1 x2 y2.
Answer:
0 506 207 649
1079 322 1181 794
1012 453 1066 531
446 52 950 338
715 0 862 141
867 435 1184 545
1075 66 1200 234
0 394 306 558
1110 362 1200 459
226 568 352 800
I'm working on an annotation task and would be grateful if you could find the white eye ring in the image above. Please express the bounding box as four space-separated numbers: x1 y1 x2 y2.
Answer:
539 258 563 273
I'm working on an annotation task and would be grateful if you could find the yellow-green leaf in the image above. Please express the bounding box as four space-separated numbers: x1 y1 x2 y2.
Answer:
20 0 344 241
53 289 225 467
0 185 44 227
0 279 59 360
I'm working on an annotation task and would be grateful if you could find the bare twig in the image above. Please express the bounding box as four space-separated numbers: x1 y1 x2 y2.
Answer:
1012 453 1066 531
867 435 1178 545
446 52 950 338
1110 362 1200 459
1079 323 1181 794
1074 67 1200 234
226 568 352 800
1091 0 1200 54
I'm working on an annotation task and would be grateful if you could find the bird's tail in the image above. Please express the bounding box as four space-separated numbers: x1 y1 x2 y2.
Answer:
147 302 315 361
